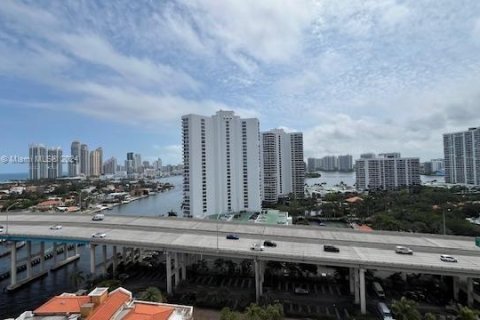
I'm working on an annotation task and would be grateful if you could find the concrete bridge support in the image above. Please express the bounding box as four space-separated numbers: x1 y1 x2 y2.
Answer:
112 246 118 277
40 241 45 272
352 268 366 314
166 251 172 295
26 240 32 279
453 276 459 301
90 244 96 274
10 241 17 287
102 245 108 274
254 259 264 303
53 242 58 265
467 277 474 307
181 253 187 281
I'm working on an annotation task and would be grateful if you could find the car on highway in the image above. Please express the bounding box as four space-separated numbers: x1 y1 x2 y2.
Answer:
440 254 457 263
0 225 3 232
250 243 265 251
49 225 62 230
395 246 413 255
226 234 239 240
91 232 107 238
92 213 105 221
263 240 277 247
323 244 340 253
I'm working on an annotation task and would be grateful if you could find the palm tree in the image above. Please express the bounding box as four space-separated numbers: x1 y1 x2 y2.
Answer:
391 297 421 320
457 306 478 320
69 271 85 290
140 287 165 302
424 313 436 320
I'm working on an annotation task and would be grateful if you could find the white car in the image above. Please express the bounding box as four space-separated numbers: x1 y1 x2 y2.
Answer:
250 243 265 251
440 254 457 263
49 225 62 230
91 232 107 238
395 246 413 255
0 225 4 232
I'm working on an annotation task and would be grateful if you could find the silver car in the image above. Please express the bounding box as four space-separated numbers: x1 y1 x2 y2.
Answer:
440 254 457 263
395 246 413 254
91 232 106 238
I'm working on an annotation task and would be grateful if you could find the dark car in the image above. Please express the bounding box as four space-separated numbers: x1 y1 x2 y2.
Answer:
324 245 340 253
264 240 277 247
226 234 239 240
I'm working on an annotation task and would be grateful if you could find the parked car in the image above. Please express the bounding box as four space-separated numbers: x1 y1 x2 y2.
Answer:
294 287 309 295
373 281 385 298
377 302 394 320
91 232 106 238
324 244 340 253
440 254 457 262
395 246 413 254
250 243 265 251
263 240 277 247
226 234 239 240
49 225 62 230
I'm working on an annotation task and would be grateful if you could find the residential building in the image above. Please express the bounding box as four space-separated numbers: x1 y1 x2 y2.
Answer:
321 155 337 171
360 152 376 159
80 144 89 176
355 153 421 190
69 140 81 177
135 153 142 173
443 127 480 185
47 147 62 179
103 157 117 175
422 161 433 175
29 144 47 180
307 157 316 173
13 287 193 320
126 152 135 175
338 154 353 172
89 147 103 176
262 129 305 203
431 158 444 174
182 110 262 218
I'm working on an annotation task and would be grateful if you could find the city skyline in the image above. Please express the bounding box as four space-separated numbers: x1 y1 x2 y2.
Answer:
2 1 480 174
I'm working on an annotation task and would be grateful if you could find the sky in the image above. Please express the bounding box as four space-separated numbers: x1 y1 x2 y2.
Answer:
1 0 480 174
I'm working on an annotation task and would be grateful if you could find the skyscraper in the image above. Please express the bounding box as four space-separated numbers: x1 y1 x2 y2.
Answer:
262 129 305 203
80 144 89 176
29 144 47 180
182 110 262 218
47 147 62 179
338 155 353 172
69 140 81 177
103 157 117 175
134 153 142 173
126 152 135 175
89 147 103 176
355 153 421 190
443 127 480 185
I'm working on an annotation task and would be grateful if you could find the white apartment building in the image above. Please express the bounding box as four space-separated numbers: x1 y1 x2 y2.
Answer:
29 144 48 180
69 140 81 177
338 154 353 172
182 110 262 218
262 129 305 203
47 147 62 179
89 147 103 176
355 153 421 190
443 127 480 185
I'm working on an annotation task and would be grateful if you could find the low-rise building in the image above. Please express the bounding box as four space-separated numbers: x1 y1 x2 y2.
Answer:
11 287 193 320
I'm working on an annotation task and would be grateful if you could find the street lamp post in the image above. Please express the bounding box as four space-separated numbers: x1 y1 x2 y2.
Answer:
443 207 451 235
5 200 21 235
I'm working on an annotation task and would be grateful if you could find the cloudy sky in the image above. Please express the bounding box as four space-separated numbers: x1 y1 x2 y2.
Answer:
1 0 480 173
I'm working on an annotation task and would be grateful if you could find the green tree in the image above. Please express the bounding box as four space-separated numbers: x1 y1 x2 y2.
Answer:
220 307 240 320
140 287 165 302
424 313 436 320
391 297 421 320
457 306 478 320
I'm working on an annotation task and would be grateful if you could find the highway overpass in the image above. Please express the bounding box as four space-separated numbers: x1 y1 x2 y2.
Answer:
1 213 480 313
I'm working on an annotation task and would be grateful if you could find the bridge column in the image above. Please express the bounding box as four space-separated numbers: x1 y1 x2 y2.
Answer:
102 245 108 274
26 240 32 278
354 268 359 304
166 251 172 294
359 268 366 315
112 246 118 277
467 277 474 307
90 244 96 275
401 272 407 282
254 258 263 303
63 243 68 260
349 268 354 295
181 253 188 280
453 276 459 301
174 252 179 287
10 241 17 287
74 243 78 256
53 242 58 265
40 241 45 272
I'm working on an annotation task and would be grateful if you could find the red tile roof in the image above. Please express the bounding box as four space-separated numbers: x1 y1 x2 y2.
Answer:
88 289 131 320
123 303 174 320
34 296 90 315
